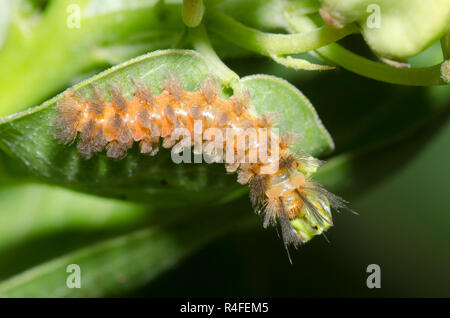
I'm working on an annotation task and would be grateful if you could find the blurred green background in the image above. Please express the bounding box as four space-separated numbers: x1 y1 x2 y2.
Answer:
1 60 448 297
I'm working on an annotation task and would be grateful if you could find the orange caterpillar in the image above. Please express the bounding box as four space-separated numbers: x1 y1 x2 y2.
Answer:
55 75 346 248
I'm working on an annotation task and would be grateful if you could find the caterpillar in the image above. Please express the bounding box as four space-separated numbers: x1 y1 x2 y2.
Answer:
55 74 347 250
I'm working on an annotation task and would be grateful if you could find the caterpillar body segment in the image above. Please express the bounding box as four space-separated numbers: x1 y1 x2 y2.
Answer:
55 74 346 247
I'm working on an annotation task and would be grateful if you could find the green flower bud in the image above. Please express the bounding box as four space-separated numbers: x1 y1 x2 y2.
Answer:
441 60 450 84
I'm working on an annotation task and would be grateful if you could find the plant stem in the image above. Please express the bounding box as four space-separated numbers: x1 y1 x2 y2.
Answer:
316 44 445 86
206 9 358 56
190 25 239 87
285 14 446 86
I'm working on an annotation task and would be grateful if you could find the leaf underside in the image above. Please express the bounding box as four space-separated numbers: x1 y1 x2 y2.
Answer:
0 49 334 206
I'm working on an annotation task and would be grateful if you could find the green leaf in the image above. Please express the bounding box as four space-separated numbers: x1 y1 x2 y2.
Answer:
0 0 13 49
282 7 447 86
442 30 450 60
0 49 333 205
0 197 254 297
241 74 334 156
316 106 450 198
0 99 445 297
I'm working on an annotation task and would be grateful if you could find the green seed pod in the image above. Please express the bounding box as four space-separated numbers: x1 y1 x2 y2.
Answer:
319 0 450 60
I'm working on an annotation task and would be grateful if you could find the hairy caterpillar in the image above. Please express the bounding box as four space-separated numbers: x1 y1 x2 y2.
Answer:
55 74 347 250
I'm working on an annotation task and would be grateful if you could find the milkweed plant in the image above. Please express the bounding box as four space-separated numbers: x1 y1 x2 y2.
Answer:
0 0 448 297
